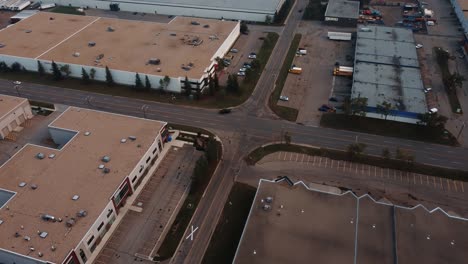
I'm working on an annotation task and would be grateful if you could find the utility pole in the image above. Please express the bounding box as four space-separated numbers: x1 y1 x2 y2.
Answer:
141 105 149 119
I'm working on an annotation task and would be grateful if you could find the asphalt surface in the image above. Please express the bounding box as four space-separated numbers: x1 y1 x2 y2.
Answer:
1 1 468 263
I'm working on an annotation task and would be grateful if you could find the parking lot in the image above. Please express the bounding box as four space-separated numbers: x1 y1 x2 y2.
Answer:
94 145 201 264
278 21 354 125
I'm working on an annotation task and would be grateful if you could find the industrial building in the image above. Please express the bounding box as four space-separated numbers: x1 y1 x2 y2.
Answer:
0 105 169 264
324 0 360 27
351 26 427 123
48 0 286 22
450 0 468 55
0 12 240 93
0 95 33 140
234 178 468 264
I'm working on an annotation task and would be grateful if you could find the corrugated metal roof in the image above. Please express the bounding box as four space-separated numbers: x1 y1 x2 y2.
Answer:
325 0 360 19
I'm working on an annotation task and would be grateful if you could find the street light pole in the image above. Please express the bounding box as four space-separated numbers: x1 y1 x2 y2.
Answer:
141 105 149 119
14 85 20 97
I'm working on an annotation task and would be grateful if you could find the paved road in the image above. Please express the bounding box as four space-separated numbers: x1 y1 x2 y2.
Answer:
1 1 468 263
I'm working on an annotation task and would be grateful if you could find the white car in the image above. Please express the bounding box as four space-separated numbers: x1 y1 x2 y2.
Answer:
248 52 257 59
427 21 435 26
429 107 438 113
424 87 432 93
230 48 238 53
13 81 21 85
279 95 289 101
415 44 423 49
237 71 246 76
239 67 247 72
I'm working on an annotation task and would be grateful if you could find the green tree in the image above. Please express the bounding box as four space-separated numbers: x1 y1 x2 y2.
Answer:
205 136 219 163
240 22 248 34
37 61 45 76
0 61 9 72
191 156 209 194
134 73 143 90
160 75 171 91
346 143 366 159
417 112 448 134
145 75 151 91
349 97 368 116
376 101 393 120
265 15 272 24
105 66 114 86
226 74 240 94
81 68 90 84
395 147 415 164
60 64 71 77
184 76 192 96
250 59 261 70
382 148 391 159
215 57 225 71
444 72 465 91
213 73 219 91
10 62 22 72
89 68 96 80
51 61 63 81
208 76 215 96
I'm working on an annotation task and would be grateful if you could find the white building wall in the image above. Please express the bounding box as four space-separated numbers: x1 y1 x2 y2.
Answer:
0 99 33 139
51 0 274 21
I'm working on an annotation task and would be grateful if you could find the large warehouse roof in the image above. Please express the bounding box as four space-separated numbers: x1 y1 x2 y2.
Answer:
234 179 468 264
325 0 360 19
0 12 238 78
352 26 427 116
0 107 165 263
105 0 284 13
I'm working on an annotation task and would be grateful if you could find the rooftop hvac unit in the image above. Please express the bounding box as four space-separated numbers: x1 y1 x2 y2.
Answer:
107 26 115 32
265 197 273 203
73 52 80 57
203 24 210 28
88 42 96 47
148 58 160 65
36 153 45 159
0 44 5 48
191 21 200 25
103 168 111 174
128 136 137 141
77 210 87 217
102 156 110 162
65 218 75 227
41 214 56 222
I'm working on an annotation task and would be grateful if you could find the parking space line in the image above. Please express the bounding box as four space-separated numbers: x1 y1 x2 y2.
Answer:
419 174 423 185
278 151 282 160
324 158 328 168
440 178 444 190
337 160 340 170
453 180 458 192
374 166 377 177
301 154 305 163
307 155 311 163
318 157 322 167
331 159 334 168
433 177 436 188
368 166 371 177
313 156 316 166
295 153 299 162
355 163 358 174
380 168 383 178
393 170 397 180
446 179 451 192
461 182 465 192
413 173 416 185
283 152 286 161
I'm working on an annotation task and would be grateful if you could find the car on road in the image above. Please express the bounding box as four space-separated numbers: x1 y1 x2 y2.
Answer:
248 52 257 59
237 71 246 76
230 48 239 53
279 95 289 101
218 108 232 114
415 44 423 49
319 104 336 112
13 81 21 85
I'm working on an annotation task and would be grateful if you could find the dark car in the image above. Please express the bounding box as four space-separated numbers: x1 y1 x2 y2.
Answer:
219 108 232 114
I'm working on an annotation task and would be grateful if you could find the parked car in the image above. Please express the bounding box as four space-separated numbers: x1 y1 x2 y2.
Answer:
218 108 232 114
230 48 239 53
13 81 21 85
424 87 432 93
279 95 289 101
243 62 252 68
239 67 247 72
248 52 257 59
237 71 246 76
415 44 423 49
427 21 435 26
318 106 329 112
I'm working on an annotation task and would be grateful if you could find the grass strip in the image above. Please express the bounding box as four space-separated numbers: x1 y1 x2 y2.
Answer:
245 143 468 181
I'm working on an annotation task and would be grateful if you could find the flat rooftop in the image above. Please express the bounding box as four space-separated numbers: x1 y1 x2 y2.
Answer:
352 26 427 114
234 179 468 264
325 0 360 19
100 0 284 13
0 94 28 120
0 107 166 263
0 12 238 78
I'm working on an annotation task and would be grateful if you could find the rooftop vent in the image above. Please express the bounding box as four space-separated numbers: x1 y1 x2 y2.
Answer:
128 136 137 141
88 42 96 47
0 43 5 48
0 219 3 225
203 24 210 28
73 52 80 57
25 30 32 33
98 164 105 169
19 182 26 187
84 131 91 136
48 154 55 159
24 236 31 241
121 138 127 143
103 168 111 174
262 204 271 211
191 21 200 25
31 184 38 190
170 33 176 36
265 197 273 203
41 214 56 222
38 252 43 257
107 26 115 32
72 195 80 201
39 232 48 238
102 156 110 162
51 245 56 251
77 210 87 217
65 218 75 227
36 153 45 159
148 58 160 65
